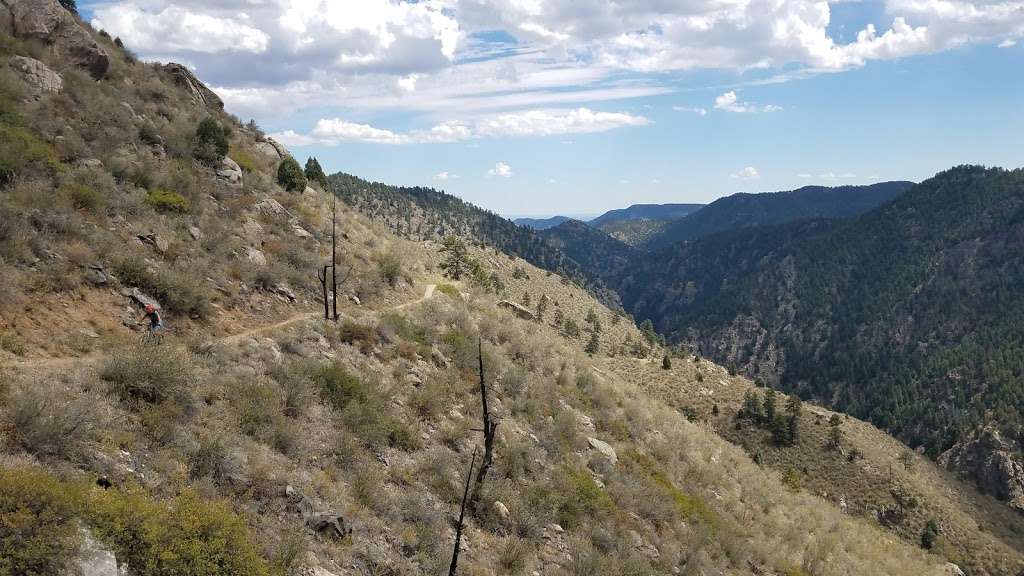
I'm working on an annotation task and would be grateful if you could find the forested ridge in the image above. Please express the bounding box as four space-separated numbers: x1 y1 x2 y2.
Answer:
642 181 913 250
617 166 1024 464
328 172 623 307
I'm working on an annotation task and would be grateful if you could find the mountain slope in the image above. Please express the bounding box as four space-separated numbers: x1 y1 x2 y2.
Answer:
616 166 1024 511
642 181 913 250
589 202 704 226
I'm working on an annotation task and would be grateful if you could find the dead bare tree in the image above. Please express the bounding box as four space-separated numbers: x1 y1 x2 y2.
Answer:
469 338 498 513
448 446 478 576
331 191 339 322
317 265 330 320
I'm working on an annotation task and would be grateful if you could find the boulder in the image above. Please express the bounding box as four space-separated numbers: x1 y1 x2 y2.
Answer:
5 0 109 78
285 485 351 540
161 63 223 109
498 300 535 321
241 218 264 239
84 264 107 285
136 233 169 254
254 138 287 160
493 500 510 521
188 226 202 241
121 287 160 311
8 55 62 96
73 528 127 576
217 156 243 186
271 283 297 302
944 563 966 576
244 247 267 266
587 437 618 465
254 197 287 216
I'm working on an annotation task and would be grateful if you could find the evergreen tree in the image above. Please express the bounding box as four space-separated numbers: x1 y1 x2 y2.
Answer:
827 423 844 450
920 519 939 550
440 236 472 280
585 331 600 355
553 309 564 328
763 389 778 425
59 0 77 14
662 354 672 370
564 318 581 339
639 319 657 345
192 118 228 165
536 294 549 321
277 157 307 191
784 395 802 445
304 157 329 190
741 389 761 421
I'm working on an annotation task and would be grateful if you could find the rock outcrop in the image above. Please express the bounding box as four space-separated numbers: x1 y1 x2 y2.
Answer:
8 55 62 96
161 63 224 110
254 138 287 160
498 300 535 321
939 423 1024 512
3 0 109 78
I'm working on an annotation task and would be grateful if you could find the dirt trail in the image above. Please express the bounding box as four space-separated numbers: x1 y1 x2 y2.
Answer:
1 283 439 372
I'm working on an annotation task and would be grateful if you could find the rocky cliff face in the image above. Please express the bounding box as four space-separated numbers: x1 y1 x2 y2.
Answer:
1 0 109 78
940 424 1024 513
162 63 223 110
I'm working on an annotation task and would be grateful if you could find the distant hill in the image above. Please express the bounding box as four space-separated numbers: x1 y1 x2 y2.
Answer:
538 220 640 285
642 182 913 250
595 218 671 247
590 203 704 226
513 215 573 230
614 166 1024 511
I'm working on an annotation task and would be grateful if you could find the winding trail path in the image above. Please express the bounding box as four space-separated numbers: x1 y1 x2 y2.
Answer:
1 283 439 371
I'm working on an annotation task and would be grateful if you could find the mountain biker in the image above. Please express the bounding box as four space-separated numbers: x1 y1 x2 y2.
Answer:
139 304 163 334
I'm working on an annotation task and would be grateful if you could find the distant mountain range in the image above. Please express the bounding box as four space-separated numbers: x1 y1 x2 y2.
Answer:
641 182 914 251
512 215 574 230
590 203 705 226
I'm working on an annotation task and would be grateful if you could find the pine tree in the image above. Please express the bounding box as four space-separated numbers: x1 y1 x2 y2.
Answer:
584 331 600 355
784 395 802 445
662 354 672 370
763 389 778 425
741 389 761 420
277 157 308 191
536 294 549 322
920 519 939 550
304 157 329 190
440 236 472 280
192 118 228 165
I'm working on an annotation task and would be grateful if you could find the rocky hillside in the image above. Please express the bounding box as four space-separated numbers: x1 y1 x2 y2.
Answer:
615 166 1024 515
0 4 997 576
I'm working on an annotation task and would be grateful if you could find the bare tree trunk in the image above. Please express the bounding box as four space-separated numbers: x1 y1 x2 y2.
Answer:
317 265 329 320
331 192 338 322
470 339 498 512
448 447 478 576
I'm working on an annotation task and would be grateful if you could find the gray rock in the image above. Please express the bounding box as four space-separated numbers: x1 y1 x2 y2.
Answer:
8 55 62 96
188 226 202 241
217 156 243 186
430 345 449 368
73 528 127 576
245 246 267 266
587 437 618 465
285 485 350 540
161 63 223 109
122 287 160 311
493 500 510 521
939 423 1024 512
136 233 169 254
253 197 286 216
944 563 966 576
498 300 535 321
84 264 107 285
271 283 297 302
6 0 109 78
75 158 103 169
241 218 264 239
254 138 287 160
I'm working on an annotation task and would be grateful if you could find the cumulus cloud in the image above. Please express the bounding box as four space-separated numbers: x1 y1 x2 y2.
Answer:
674 106 708 116
433 171 456 180
487 162 513 178
91 5 269 54
272 107 650 145
714 91 782 113
730 166 761 180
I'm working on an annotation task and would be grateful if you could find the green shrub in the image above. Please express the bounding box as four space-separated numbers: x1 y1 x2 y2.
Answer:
89 489 270 576
100 343 194 405
192 118 228 165
0 125 59 185
552 465 615 529
63 182 105 212
144 188 191 214
436 283 460 299
0 330 26 355
0 467 83 576
276 157 307 192
231 148 259 173
315 364 371 410
336 320 379 354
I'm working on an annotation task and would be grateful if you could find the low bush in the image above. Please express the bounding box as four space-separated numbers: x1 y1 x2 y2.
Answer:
0 467 83 576
112 256 210 318
144 188 191 214
315 364 371 410
8 380 96 459
231 148 259 173
0 124 60 185
100 343 194 405
63 181 105 212
336 320 379 354
89 489 270 576
0 329 26 355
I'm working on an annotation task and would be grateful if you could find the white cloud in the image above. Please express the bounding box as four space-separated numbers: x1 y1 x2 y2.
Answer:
674 106 708 116
999 39 1018 47
433 171 456 180
714 91 782 113
730 166 761 180
272 107 649 145
797 173 813 179
92 5 269 54
487 162 513 178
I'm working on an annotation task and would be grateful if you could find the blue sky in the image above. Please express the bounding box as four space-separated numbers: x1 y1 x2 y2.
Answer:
81 1 1024 217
